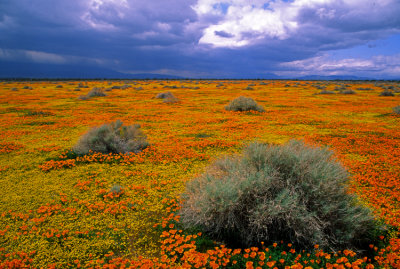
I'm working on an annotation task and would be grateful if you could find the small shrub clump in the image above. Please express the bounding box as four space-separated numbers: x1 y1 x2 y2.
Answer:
379 90 395 96
87 87 107 98
72 120 149 155
225 96 265 112
334 85 346 91
180 140 379 251
393 106 400 114
155 91 179 103
155 91 174 99
110 184 124 194
341 89 356 94
78 87 107 100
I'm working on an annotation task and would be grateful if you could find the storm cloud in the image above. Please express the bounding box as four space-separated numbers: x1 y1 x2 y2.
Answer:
1 0 400 78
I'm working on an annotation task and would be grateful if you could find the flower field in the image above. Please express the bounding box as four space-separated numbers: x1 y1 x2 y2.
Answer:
0 80 399 268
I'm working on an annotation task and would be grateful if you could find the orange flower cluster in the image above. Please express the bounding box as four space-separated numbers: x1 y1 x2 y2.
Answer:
39 141 217 171
0 249 35 268
0 142 24 153
24 196 395 269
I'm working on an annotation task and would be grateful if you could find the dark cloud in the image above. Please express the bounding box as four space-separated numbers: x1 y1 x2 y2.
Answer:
1 0 400 78
214 30 234 38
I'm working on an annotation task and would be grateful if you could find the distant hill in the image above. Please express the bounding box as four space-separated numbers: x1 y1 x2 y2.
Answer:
1 61 393 80
0 62 183 79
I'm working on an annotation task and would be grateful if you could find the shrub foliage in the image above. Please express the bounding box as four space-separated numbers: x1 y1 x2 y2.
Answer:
180 140 378 251
379 90 395 96
87 87 107 98
155 91 179 103
225 96 265 112
73 120 149 155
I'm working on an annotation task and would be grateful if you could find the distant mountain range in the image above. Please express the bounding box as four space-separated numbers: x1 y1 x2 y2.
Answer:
0 61 395 80
0 62 183 79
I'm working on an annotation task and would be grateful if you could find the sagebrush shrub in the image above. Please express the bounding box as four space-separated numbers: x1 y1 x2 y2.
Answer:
155 91 174 99
334 86 346 91
110 184 123 194
379 90 395 96
318 90 335 94
225 96 265 112
87 87 107 98
180 140 378 251
155 91 179 103
341 89 356 94
73 120 149 155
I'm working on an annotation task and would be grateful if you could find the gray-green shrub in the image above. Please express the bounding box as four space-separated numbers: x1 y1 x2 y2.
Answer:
341 89 356 94
318 90 335 94
225 96 265 112
110 184 124 194
180 140 378 251
87 87 107 98
155 91 179 103
379 90 395 96
73 120 149 155
156 91 174 99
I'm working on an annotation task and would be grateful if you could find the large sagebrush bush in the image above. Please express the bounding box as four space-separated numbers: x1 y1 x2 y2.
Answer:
180 140 378 251
73 120 149 155
225 96 265 112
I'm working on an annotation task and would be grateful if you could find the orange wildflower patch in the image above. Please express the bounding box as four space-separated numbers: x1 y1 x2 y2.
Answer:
0 142 24 153
0 80 399 267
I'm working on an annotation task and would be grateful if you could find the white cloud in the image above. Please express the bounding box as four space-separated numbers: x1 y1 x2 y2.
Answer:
278 53 400 77
195 1 300 47
194 0 400 48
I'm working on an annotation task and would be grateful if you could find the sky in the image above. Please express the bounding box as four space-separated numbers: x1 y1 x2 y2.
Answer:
1 0 400 79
